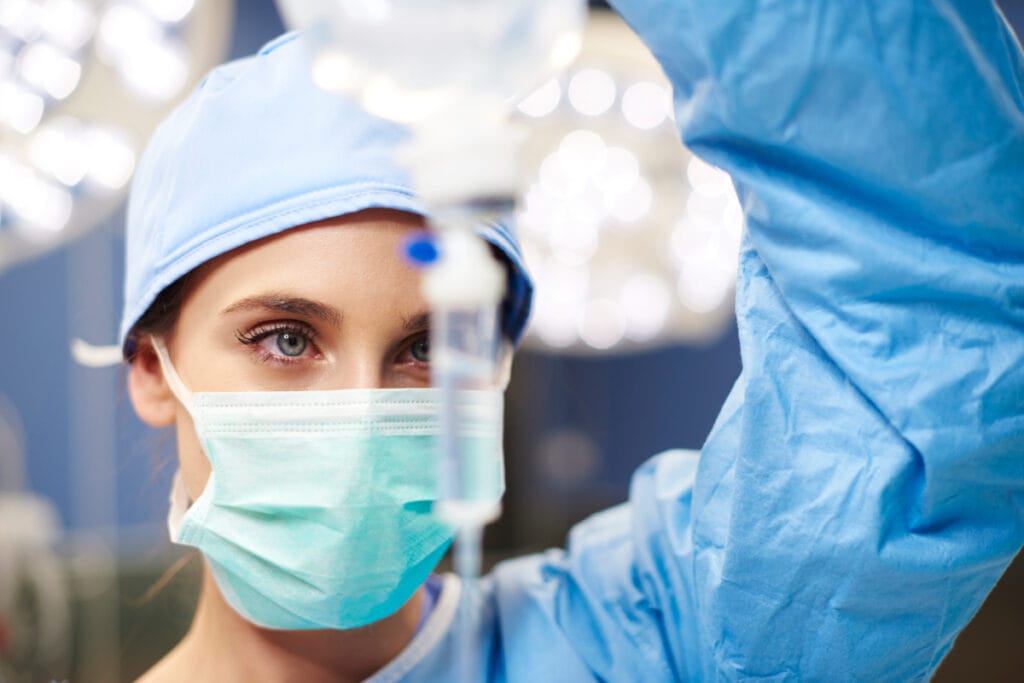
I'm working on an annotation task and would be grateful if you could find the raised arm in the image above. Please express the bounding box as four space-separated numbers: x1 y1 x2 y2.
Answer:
602 1 1024 679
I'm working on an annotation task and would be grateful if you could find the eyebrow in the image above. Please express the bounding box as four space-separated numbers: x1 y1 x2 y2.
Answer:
403 312 430 332
221 295 342 327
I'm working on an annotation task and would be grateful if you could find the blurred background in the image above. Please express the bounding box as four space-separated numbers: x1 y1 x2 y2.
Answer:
0 1 1021 681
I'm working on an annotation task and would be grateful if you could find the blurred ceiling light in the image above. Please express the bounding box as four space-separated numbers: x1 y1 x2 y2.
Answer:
17 41 81 99
620 271 671 342
621 80 670 130
116 37 188 101
0 47 12 78
96 2 160 64
677 250 734 314
82 126 136 190
547 209 599 266
137 0 195 24
592 146 639 195
567 67 615 116
578 298 626 350
39 0 95 51
556 128 606 176
27 115 87 185
0 0 27 28
538 149 587 199
515 10 740 355
0 155 72 237
3 82 45 133
604 175 652 224
0 0 43 42
516 77 561 118
0 0 234 274
96 1 195 102
531 257 589 348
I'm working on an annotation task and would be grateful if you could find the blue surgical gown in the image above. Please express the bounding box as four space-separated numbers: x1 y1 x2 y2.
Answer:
368 1 1024 680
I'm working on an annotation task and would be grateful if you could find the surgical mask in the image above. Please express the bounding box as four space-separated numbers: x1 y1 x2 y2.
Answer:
152 338 504 630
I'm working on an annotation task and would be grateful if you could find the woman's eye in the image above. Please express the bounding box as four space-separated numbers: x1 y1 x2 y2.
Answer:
410 336 430 363
276 332 307 357
236 323 319 364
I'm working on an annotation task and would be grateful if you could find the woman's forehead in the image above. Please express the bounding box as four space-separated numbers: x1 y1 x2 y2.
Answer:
215 211 423 270
181 216 428 324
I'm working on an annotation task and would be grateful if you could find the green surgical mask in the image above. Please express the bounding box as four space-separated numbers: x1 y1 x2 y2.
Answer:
153 338 504 630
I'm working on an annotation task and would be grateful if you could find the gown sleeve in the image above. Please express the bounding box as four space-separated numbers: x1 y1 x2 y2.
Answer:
526 1 1024 679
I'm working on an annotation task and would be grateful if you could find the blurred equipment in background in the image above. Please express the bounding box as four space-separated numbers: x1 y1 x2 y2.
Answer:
0 393 70 683
515 10 740 354
0 2 234 681
0 0 234 274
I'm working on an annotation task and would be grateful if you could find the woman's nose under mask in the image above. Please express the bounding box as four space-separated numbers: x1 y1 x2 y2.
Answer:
152 337 505 630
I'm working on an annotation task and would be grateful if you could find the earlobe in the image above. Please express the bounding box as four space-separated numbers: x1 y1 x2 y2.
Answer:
128 340 178 428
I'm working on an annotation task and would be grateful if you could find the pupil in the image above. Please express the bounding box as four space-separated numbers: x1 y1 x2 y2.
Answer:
412 337 429 362
277 333 306 357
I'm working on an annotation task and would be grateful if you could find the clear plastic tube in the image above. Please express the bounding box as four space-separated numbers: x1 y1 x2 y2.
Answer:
433 308 501 519
273 5 586 678
453 523 483 681
427 229 504 682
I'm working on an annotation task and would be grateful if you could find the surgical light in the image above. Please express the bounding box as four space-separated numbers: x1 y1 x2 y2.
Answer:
605 175 652 224
17 41 80 99
27 115 87 186
567 67 616 116
516 76 561 118
137 0 195 24
0 156 72 237
81 125 135 190
621 80 672 130
513 10 741 354
579 297 626 350
620 271 671 342
38 0 95 51
1 80 45 132
0 0 233 274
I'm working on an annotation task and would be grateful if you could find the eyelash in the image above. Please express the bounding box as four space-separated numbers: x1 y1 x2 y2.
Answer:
235 321 320 365
233 323 430 370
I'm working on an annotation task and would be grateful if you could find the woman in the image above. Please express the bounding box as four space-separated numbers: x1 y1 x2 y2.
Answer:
124 0 1024 680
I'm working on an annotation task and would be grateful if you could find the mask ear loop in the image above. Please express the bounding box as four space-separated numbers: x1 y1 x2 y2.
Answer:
150 336 196 412
167 469 191 539
150 336 199 540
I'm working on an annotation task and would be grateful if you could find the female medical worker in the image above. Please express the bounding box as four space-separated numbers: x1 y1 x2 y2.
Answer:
122 0 1023 680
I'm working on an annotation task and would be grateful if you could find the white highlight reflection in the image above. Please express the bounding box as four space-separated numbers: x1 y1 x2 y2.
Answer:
517 77 561 118
567 68 615 117
621 81 670 130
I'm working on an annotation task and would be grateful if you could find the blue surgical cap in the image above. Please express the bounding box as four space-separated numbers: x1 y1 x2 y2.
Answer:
120 32 532 353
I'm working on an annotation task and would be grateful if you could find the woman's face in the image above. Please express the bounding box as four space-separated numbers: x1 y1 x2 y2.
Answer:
133 209 431 501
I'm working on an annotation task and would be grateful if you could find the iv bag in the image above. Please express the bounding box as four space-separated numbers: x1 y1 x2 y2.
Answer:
276 0 586 123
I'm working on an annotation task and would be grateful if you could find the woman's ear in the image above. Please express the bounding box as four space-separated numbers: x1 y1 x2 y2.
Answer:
127 339 177 428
